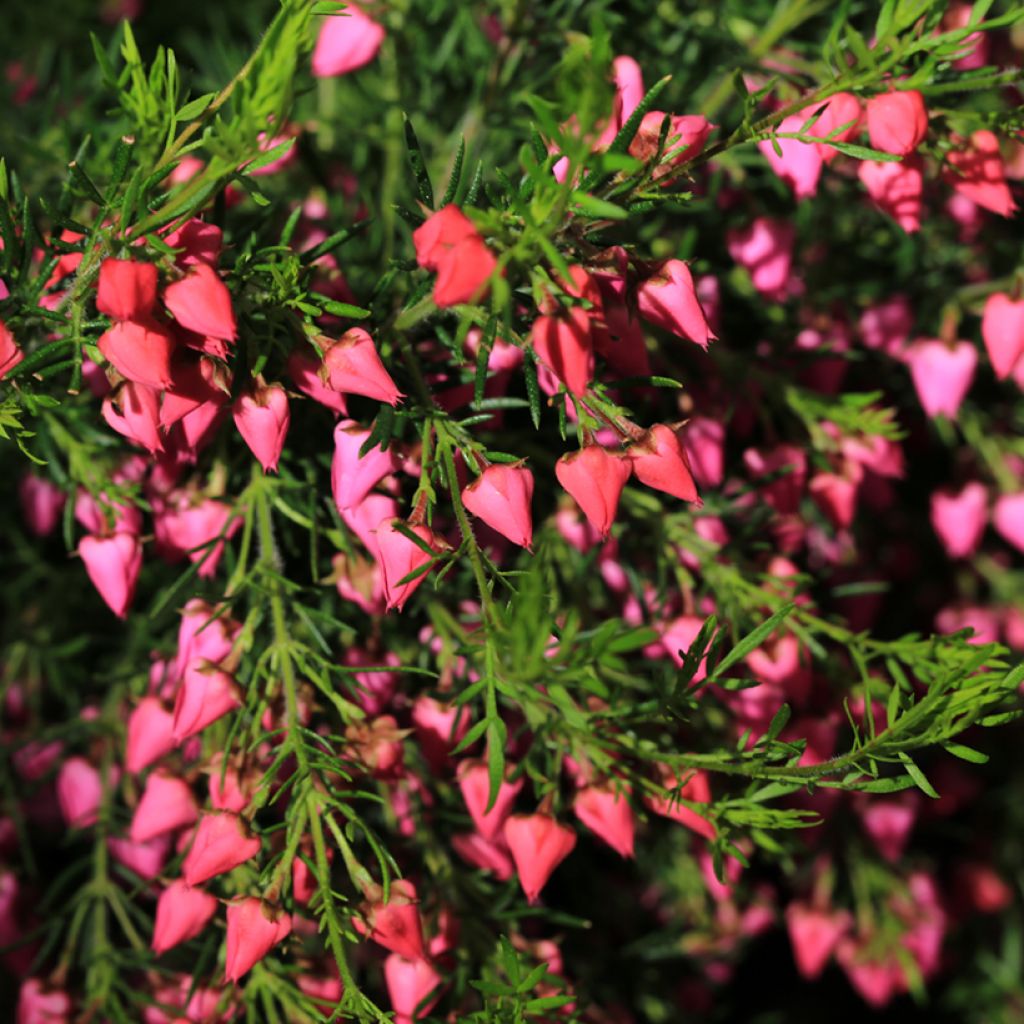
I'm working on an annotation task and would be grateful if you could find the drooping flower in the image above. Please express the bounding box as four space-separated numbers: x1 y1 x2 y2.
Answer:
223 898 291 983
554 446 632 538
232 379 290 473
980 292 1024 380
866 89 928 156
151 879 218 955
629 424 700 503
163 264 237 342
78 532 143 619
311 3 385 78
96 259 158 321
461 463 535 548
182 812 262 886
322 328 404 405
503 813 577 903
636 260 716 348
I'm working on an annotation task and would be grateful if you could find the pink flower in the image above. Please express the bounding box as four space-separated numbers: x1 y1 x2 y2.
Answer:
866 89 928 156
930 482 988 559
163 264 237 342
96 259 158 320
56 757 105 829
993 492 1024 554
636 260 716 348
287 348 349 414
904 338 977 419
232 379 290 472
16 979 71 1024
462 464 534 548
726 217 795 297
785 902 852 979
629 424 700 503
758 115 824 199
981 292 1024 380
223 898 291 983
573 784 635 858
107 834 171 881
97 318 177 389
413 206 497 307
643 765 715 839
354 879 425 961
858 795 917 862
172 661 243 742
126 697 176 774
0 319 24 379
943 130 1016 217
681 417 725 488
129 771 199 843
322 328 403 405
531 309 594 395
331 419 399 511
411 696 471 773
102 381 164 454
78 532 143 619
503 813 577 903
808 91 863 161
151 879 217 954
858 156 924 232
182 812 261 886
628 112 713 178
373 519 443 611
384 953 442 1024
163 218 223 267
554 446 632 538
18 474 65 537
457 761 523 842
311 3 385 77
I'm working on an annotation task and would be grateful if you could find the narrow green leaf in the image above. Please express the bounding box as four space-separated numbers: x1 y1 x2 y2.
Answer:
440 136 465 207
898 752 940 799
709 604 796 681
403 115 434 208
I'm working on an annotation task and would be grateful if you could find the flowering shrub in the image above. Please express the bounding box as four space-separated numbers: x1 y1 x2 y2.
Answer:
1 0 1023 1020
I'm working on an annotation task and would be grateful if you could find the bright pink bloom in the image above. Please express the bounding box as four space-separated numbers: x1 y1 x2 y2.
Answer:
232 380 290 472
96 259 158 320
993 492 1024 554
726 218 795 297
102 381 163 453
758 115 823 199
981 293 1024 380
0 319 24 379
331 419 399 510
462 463 534 548
555 446 632 538
98 318 177 389
904 338 976 419
413 205 497 306
930 482 987 559
859 795 917 862
224 898 291 982
858 156 924 232
451 832 514 879
56 756 105 829
172 660 243 742
163 218 223 267
78 532 142 619
163 264 237 342
129 771 199 843
644 766 715 839
944 130 1017 217
151 879 217 954
573 784 635 858
384 953 442 1024
287 348 349 414
636 260 716 348
312 3 385 77
374 519 442 611
458 761 523 842
531 309 594 395
18 474 65 537
355 879 425 961
660 615 710 679
503 814 577 903
629 424 699 503
629 112 713 178
785 903 852 979
174 599 240 677
859 294 913 354
681 417 725 488
809 91 863 161
16 980 71 1024
613 55 645 122
182 812 261 886
126 697 176 774
154 495 238 578
809 464 863 529
322 328 403 405
411 696 471 773
866 89 928 156
107 834 171 881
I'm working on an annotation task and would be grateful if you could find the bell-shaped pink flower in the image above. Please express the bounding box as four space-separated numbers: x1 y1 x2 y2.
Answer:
660 615 710 679
332 419 399 510
636 260 716 349
102 381 163 454
858 795 917 862
311 3 385 77
78 532 142 619
758 115 824 199
384 953 442 1024
164 217 223 267
107 834 171 881
809 91 863 161
413 206 497 307
182 812 261 886
151 879 218 954
224 898 291 982
126 697 176 774
56 756 105 829
373 519 443 611
554 446 632 538
613 55 645 122
355 879 425 961
809 464 863 530
503 813 576 904
457 761 523 842
175 599 240 678
944 130 1016 217
993 492 1024 554
981 293 1024 380
287 348 349 414
785 902 852 979
866 89 928 155
129 771 199 843
629 424 699 503
930 482 987 559
96 259 158 321
644 765 715 839
0 319 24 379
726 217 795 297
322 328 403 405
172 660 243 742
411 695 471 773
18 474 65 537
859 156 924 232
462 463 534 548
16 980 71 1024
451 832 515 880
232 379 290 472
531 309 594 396
859 294 913 354
163 264 237 342
904 338 976 419
573 784 635 858
629 112 713 178
681 417 725 488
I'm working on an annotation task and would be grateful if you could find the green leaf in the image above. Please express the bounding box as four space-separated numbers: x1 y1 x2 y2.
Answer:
176 92 216 121
440 136 465 207
485 719 507 813
570 191 629 220
942 742 988 764
708 604 796 682
898 752 940 798
403 114 434 209
523 353 541 429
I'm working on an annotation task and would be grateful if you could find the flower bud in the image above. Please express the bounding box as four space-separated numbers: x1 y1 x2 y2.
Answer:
56 756 105 829
981 292 1024 380
531 310 594 395
331 419 399 511
451 832 514 879
232 379 290 473
858 156 923 233
462 463 534 548
758 115 823 200
629 424 700 503
636 259 716 349
322 328 403 405
107 834 171 881
78 532 143 619
96 259 158 321
944 130 1017 217
287 348 349 414
311 2 385 77
163 264 237 342
554 446 631 539
224 898 291 982
457 761 523 842
0 320 24 379
930 482 987 559
182 812 261 886
151 879 218 954
18 474 65 537
172 660 243 742
129 771 199 843
374 519 443 611
354 878 425 961
810 92 863 161
904 338 976 419
503 814 576 904
866 89 928 156
126 697 176 774
573 784 635 859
